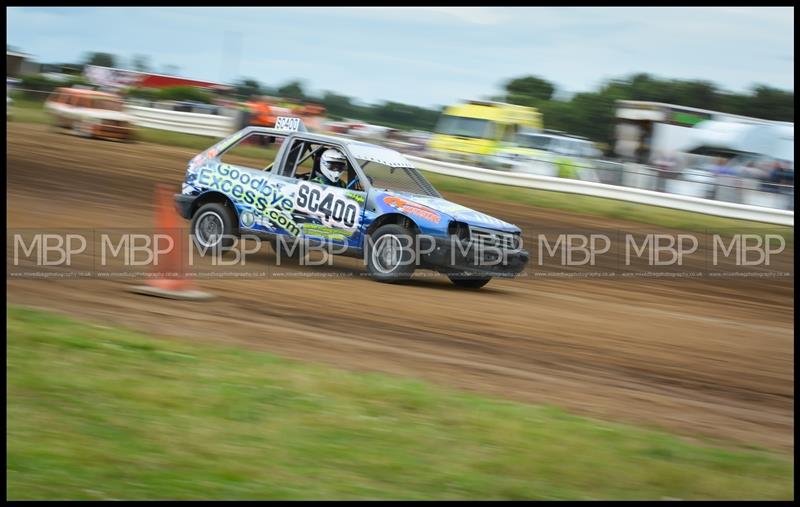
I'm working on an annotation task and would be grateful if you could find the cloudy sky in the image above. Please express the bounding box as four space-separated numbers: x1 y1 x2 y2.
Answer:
6 6 795 108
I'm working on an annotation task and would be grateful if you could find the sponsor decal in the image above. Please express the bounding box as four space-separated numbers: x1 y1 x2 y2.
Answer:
240 210 256 228
196 165 300 236
265 209 300 236
197 165 293 213
301 224 353 241
383 196 441 224
412 197 511 229
295 182 361 231
345 191 365 204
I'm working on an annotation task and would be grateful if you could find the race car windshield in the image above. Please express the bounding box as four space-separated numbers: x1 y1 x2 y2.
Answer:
515 133 552 150
357 159 440 198
435 115 492 139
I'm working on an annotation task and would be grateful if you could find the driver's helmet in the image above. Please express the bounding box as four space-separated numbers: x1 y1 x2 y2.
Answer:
320 149 347 183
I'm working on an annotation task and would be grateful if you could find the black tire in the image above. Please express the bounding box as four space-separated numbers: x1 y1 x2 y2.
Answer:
269 235 305 264
365 223 416 283
190 202 238 254
447 274 492 289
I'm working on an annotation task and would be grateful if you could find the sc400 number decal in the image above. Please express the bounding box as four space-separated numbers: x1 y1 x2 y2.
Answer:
295 183 360 230
274 116 301 132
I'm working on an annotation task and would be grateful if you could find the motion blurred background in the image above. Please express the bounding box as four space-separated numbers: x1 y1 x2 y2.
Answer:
6 6 794 209
6 6 795 501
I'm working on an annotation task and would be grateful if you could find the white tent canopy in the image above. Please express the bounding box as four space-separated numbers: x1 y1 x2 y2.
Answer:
687 120 794 162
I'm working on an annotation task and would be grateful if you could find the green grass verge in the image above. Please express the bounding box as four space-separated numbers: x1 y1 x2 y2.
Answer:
7 306 793 500
8 96 50 124
424 171 793 236
8 97 793 237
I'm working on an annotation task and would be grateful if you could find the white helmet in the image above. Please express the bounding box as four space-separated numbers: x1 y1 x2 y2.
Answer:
320 149 347 183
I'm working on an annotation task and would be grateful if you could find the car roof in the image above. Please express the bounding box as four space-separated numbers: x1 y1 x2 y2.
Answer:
235 126 414 167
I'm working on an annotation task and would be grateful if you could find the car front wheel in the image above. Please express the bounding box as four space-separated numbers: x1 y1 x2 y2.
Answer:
365 223 416 283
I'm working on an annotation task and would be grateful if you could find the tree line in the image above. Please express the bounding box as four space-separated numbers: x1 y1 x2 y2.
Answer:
498 74 794 147
234 73 793 144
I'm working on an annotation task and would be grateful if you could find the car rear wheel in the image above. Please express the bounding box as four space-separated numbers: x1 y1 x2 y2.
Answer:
447 274 492 289
191 202 237 254
366 224 416 283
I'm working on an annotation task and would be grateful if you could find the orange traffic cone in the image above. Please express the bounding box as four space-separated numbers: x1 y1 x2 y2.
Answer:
129 184 213 300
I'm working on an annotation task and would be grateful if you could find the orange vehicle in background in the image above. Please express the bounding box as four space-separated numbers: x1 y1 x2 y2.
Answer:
44 87 136 141
240 97 326 131
245 99 278 127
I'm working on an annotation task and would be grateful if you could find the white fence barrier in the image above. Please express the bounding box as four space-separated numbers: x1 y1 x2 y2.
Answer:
125 105 236 138
407 155 794 226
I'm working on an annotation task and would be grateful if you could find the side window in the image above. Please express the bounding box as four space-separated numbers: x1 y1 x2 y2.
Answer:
502 124 518 142
285 140 354 187
485 122 497 140
286 141 316 180
220 133 286 171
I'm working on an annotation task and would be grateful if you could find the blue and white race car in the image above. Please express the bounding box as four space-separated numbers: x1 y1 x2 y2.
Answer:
174 119 529 288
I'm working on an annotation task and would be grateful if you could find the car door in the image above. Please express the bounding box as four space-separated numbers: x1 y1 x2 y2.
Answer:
195 130 293 235
268 137 367 249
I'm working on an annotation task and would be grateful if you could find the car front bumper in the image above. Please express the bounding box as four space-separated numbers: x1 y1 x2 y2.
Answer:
92 124 134 140
174 193 195 220
421 236 529 278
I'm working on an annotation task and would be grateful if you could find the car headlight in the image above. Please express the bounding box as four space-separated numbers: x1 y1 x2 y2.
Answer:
448 221 471 242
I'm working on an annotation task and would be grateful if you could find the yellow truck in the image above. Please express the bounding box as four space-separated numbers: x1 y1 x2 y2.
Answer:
427 100 542 166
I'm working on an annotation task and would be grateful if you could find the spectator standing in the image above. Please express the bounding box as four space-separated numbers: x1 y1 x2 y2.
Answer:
652 151 678 192
773 160 794 210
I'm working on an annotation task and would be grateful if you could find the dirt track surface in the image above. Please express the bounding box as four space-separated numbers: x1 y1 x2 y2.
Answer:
6 123 795 452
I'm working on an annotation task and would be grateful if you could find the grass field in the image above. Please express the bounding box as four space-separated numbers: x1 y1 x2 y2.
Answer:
423 171 792 237
6 306 793 500
8 96 792 238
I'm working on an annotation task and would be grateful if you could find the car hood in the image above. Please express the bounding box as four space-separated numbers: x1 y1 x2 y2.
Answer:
384 190 521 233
